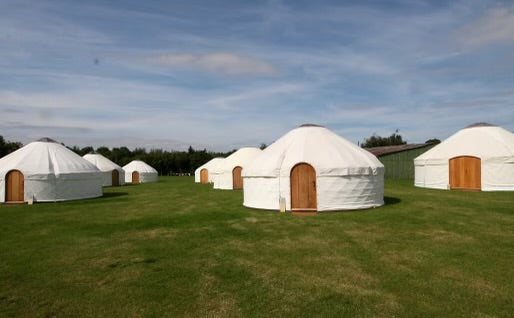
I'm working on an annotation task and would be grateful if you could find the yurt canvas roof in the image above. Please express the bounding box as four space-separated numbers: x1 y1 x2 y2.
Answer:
243 125 383 177
217 148 262 173
83 154 123 172
415 125 514 165
122 160 157 173
196 158 224 172
0 140 101 177
195 157 224 177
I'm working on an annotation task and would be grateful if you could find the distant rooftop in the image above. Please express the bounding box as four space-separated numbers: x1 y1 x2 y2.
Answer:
365 143 433 157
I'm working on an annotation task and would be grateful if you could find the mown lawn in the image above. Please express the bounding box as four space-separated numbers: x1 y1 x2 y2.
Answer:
0 177 512 317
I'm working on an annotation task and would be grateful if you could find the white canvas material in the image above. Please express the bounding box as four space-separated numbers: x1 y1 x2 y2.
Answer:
194 157 225 183
242 125 384 211
83 154 125 186
123 160 158 183
414 125 514 191
213 147 262 190
0 140 103 203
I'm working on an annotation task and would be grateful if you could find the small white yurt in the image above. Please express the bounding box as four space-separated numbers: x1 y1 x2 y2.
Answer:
243 124 384 212
0 138 103 203
213 147 262 190
83 154 125 187
123 160 158 183
414 123 514 191
194 157 224 184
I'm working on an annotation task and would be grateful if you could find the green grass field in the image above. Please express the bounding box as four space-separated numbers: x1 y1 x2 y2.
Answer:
0 177 513 317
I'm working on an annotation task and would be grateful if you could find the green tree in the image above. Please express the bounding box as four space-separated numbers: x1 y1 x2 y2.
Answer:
361 129 407 148
0 136 22 157
425 138 441 145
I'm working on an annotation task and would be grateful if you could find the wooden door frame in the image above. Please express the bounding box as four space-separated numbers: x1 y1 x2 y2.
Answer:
449 156 481 191
132 171 140 183
200 168 208 184
5 169 24 203
232 166 243 190
290 162 317 212
112 170 119 186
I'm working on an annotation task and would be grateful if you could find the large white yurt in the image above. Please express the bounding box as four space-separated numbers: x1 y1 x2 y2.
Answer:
0 138 103 203
123 160 158 183
414 123 514 191
242 124 384 212
194 157 224 184
83 154 125 187
213 147 262 190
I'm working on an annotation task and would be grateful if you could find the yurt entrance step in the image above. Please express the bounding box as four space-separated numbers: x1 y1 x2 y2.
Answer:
4 201 26 205
291 208 317 216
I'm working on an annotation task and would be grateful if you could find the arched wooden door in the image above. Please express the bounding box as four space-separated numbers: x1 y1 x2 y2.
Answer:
6 170 24 202
132 171 140 184
449 156 481 190
232 166 243 190
290 163 317 211
112 170 119 186
200 169 208 184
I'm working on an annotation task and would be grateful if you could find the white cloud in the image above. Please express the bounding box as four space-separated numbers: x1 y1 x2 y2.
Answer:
207 83 304 110
457 5 514 48
147 52 277 75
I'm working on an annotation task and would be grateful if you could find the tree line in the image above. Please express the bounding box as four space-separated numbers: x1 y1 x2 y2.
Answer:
360 130 440 148
0 135 234 175
1 131 440 175
67 145 235 175
0 136 22 158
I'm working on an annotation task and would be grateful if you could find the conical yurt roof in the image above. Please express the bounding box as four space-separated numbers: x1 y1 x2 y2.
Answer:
122 160 157 173
0 138 101 177
217 147 262 173
83 154 123 172
243 125 383 177
195 157 225 174
415 124 514 165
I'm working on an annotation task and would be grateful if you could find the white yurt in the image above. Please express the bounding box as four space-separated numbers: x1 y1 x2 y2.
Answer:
213 147 262 190
414 123 514 191
242 124 384 212
0 138 103 203
194 157 224 184
123 160 158 183
83 154 125 187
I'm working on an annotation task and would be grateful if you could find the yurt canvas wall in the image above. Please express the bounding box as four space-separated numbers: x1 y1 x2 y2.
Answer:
123 160 158 183
213 148 261 190
243 125 384 212
414 124 514 191
83 154 125 186
0 138 103 203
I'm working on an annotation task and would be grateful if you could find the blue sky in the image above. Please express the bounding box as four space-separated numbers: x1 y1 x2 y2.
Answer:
1 0 513 151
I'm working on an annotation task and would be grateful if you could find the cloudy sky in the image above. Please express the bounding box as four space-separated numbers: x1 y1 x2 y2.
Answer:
1 0 513 151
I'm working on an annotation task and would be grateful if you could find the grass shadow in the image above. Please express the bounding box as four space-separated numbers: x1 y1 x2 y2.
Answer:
102 192 129 199
384 196 401 206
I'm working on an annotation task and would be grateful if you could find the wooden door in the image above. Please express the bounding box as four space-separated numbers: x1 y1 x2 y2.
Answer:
6 170 24 202
200 169 208 184
132 171 140 183
449 156 481 190
112 170 119 186
290 163 317 211
232 166 243 189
